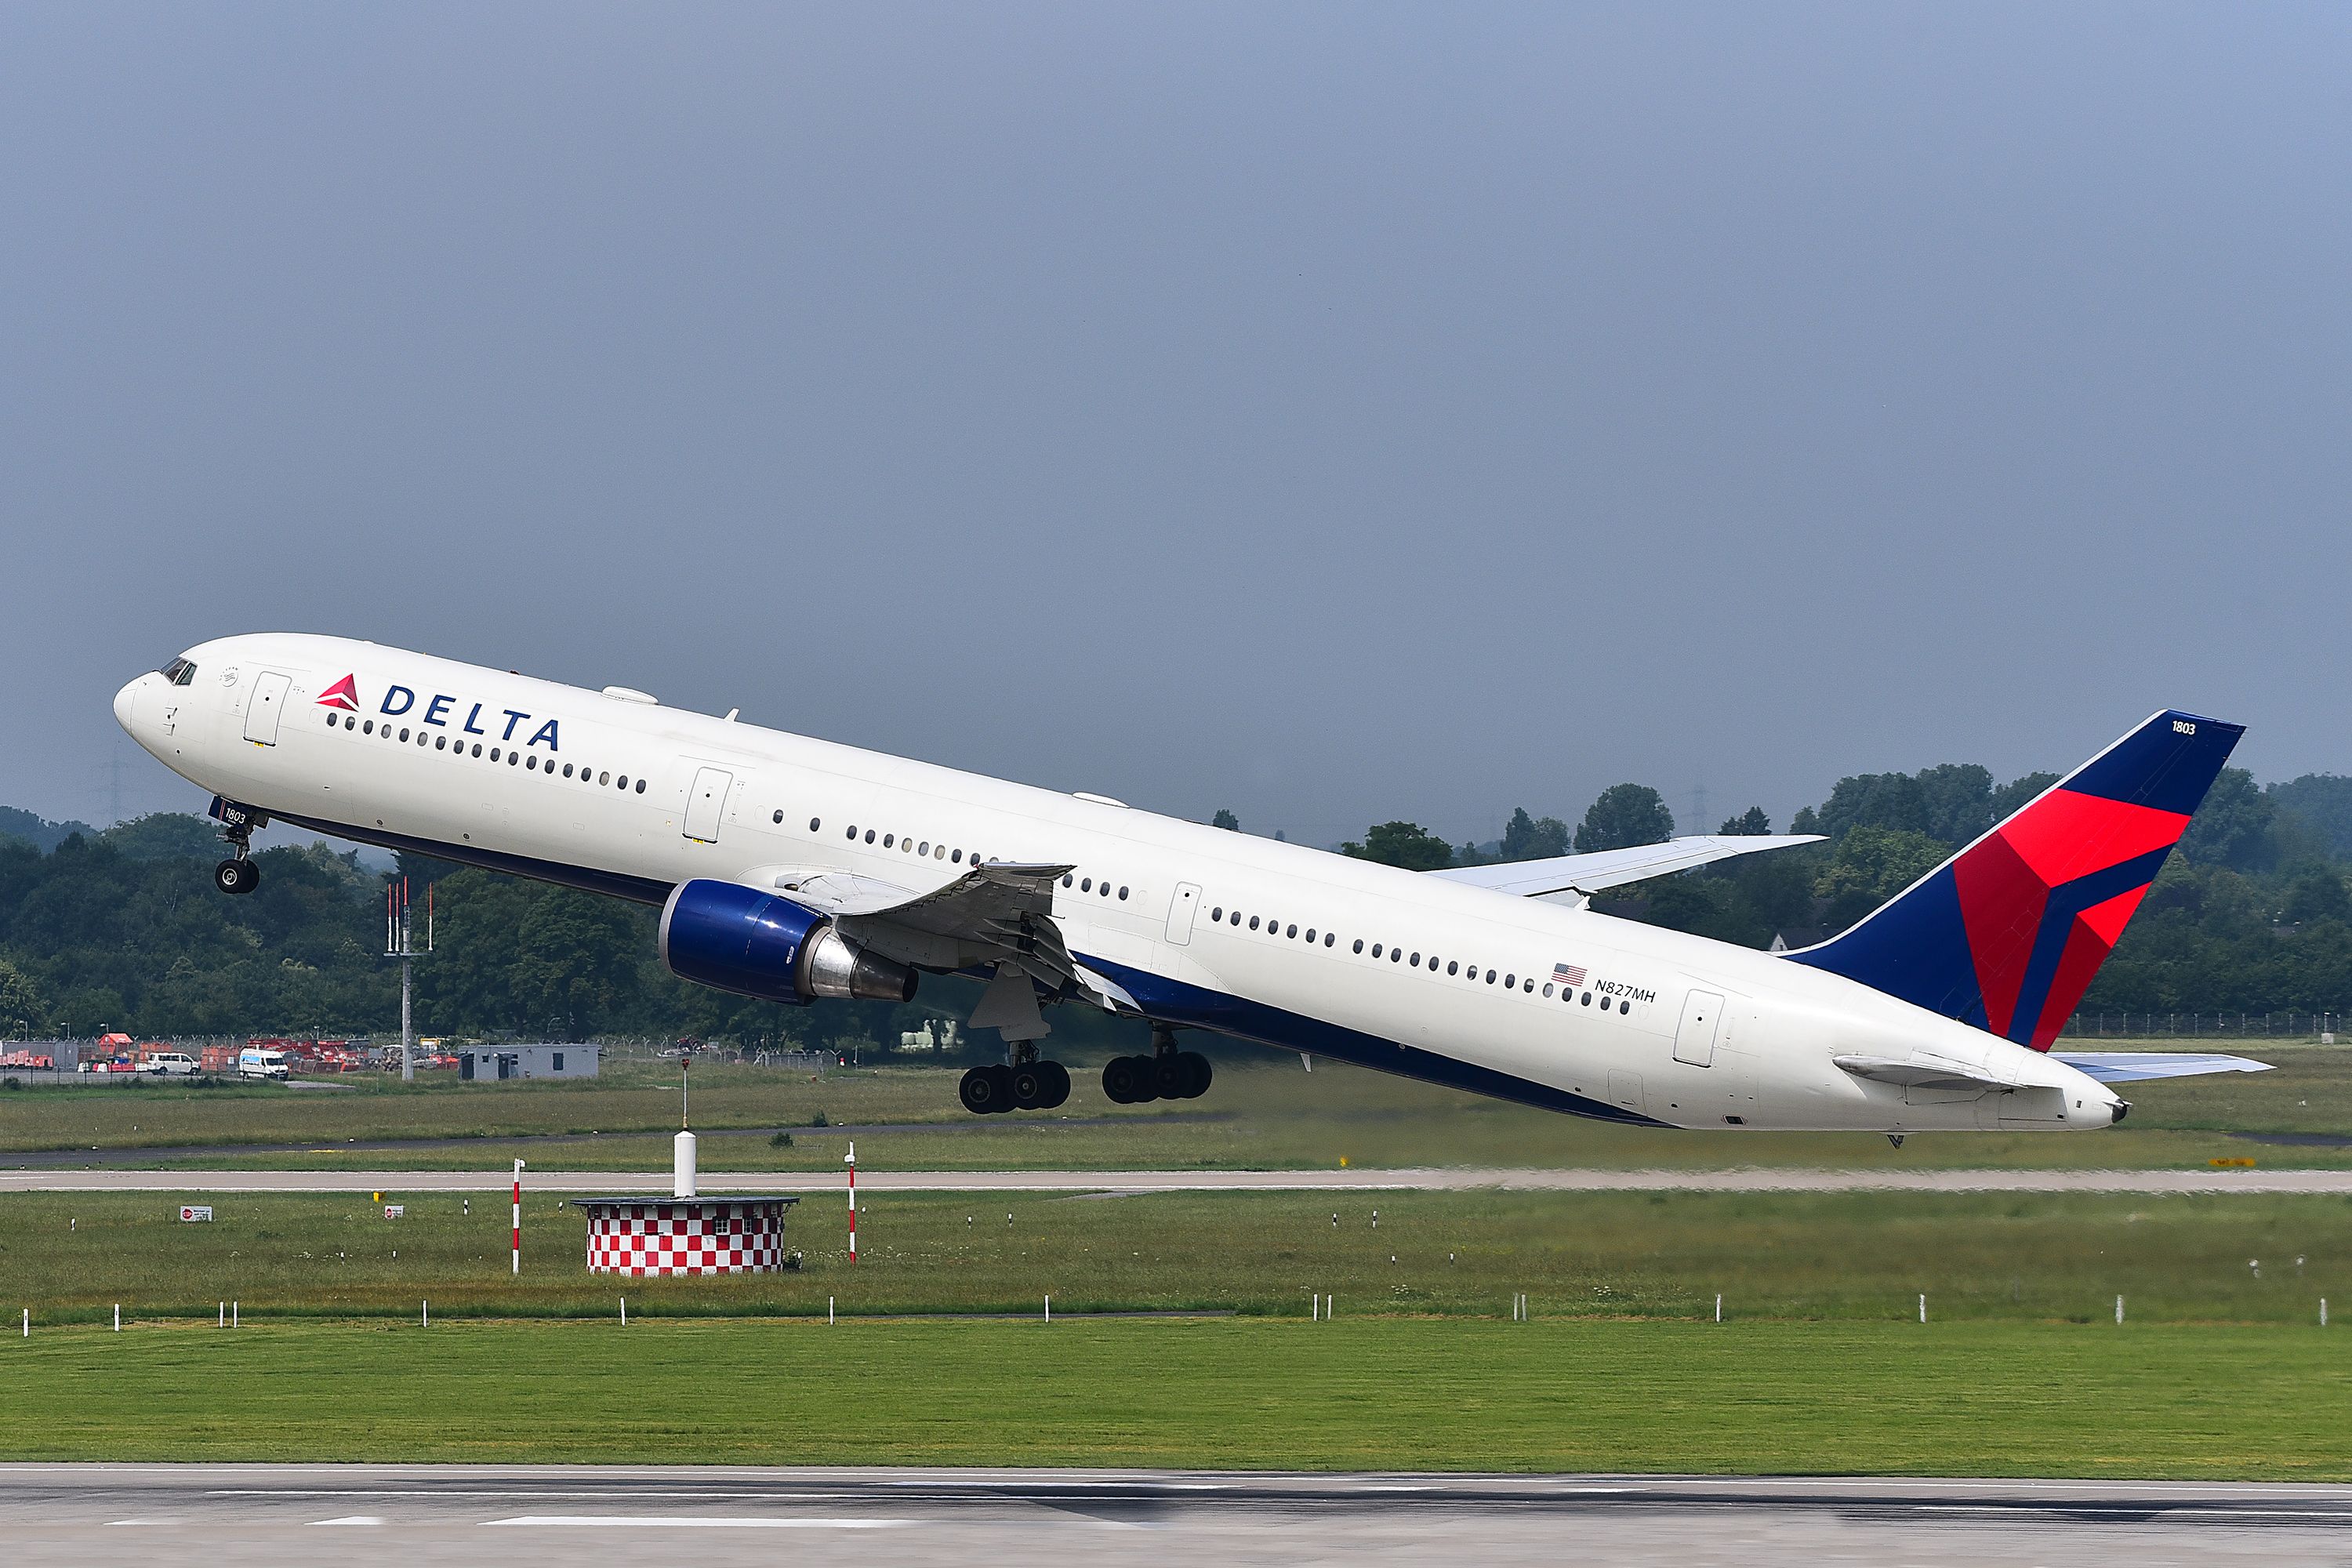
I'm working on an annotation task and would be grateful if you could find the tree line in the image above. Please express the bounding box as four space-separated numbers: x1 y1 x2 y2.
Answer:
2 761 2349 1044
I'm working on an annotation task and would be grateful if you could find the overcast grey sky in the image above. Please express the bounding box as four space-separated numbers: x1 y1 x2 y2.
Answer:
4 4 2346 847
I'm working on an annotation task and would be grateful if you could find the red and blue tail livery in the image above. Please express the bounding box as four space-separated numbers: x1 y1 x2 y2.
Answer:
1788 710 2243 1051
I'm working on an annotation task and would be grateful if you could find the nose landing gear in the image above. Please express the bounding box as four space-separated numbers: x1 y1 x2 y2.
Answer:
209 798 264 896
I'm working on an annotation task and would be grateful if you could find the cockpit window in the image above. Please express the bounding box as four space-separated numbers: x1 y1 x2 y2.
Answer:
159 657 197 686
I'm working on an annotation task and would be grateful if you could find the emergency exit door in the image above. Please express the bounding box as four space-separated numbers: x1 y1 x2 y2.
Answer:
1674 989 1724 1067
242 671 291 746
684 768 732 844
1166 882 1202 945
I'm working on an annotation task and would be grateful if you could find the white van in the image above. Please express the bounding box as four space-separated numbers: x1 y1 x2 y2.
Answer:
143 1051 198 1076
238 1047 290 1081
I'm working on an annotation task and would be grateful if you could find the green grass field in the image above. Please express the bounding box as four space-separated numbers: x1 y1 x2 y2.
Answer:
9 1187 2346 1325
5 1044 2350 1172
2 1316 2345 1476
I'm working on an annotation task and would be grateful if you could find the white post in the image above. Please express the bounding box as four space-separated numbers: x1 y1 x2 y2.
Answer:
1044 1294 1051 1323
113 1304 119 1332
232 1301 238 1327
1918 1294 1926 1324
829 1296 835 1325
512 1159 524 1276
218 1301 224 1328
2116 1294 2125 1325
673 1129 698 1199
620 1297 626 1326
20 1308 27 1338
1716 1294 1722 1323
422 1300 429 1327
2324 1299 2330 1327
1310 1294 1317 1322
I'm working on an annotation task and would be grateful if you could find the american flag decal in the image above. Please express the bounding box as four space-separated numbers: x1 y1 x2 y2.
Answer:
1552 962 1587 988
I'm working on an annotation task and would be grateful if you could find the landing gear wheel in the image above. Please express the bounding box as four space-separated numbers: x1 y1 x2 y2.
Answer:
214 858 260 896
960 1064 1014 1115
1179 1051 1212 1099
1011 1064 1047 1110
1152 1052 1190 1101
1127 1054 1162 1103
1040 1061 1071 1109
1101 1054 1145 1105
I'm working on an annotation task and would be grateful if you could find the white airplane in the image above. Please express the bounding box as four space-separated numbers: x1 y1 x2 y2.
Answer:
114 634 2267 1134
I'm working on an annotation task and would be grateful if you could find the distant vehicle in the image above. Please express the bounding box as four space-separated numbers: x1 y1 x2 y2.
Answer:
120 633 2274 1132
237 1047 290 1081
142 1051 198 1076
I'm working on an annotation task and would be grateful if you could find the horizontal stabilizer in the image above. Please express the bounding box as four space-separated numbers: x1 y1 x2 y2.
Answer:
2052 1051 2274 1084
1430 834 1822 901
1833 1052 2013 1093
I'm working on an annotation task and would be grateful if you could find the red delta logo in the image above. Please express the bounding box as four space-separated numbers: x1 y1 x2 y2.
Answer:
318 675 361 712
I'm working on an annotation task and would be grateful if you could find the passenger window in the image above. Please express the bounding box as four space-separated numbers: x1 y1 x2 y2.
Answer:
1371 944 1381 957
773 810 783 824
474 745 485 758
636 779 645 793
1390 948 1403 963
1304 927 1315 942
1286 924 1298 938
1619 1000 1629 1014
1212 907 1224 921
884 834 895 848
1542 983 1554 997
527 755 538 770
596 769 608 783
1249 916 1260 931
1504 974 1515 989
1118 885 1129 899
1446 961 1458 976
509 752 520 766
952 849 963 863
363 720 374 735
864 829 875 843
561 763 572 776
398 728 410 742
1353 940 1363 953
1081 877 1092 892
918 841 929 855
1581 992 1592 1006
436 736 447 751
1323 933 1334 947
490 747 501 761
811 818 822 832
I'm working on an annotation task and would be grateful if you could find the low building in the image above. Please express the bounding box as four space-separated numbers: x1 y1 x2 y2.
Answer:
458 1044 600 1081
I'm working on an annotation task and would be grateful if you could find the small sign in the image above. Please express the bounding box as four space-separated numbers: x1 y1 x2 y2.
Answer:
180 1205 213 1222
2209 1156 2257 1169
383 1203 405 1220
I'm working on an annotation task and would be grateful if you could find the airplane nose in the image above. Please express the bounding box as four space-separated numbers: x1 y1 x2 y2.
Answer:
114 677 142 734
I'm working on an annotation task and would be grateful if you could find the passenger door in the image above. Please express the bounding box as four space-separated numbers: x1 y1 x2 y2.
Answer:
241 671 291 746
1673 989 1724 1068
684 767 732 844
1166 882 1202 946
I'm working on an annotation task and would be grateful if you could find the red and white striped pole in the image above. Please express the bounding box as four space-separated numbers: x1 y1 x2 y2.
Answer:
846 1140 857 1264
511 1158 524 1276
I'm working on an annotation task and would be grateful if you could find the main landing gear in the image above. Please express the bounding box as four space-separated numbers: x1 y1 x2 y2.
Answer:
1102 1026 1211 1105
959 1042 1072 1115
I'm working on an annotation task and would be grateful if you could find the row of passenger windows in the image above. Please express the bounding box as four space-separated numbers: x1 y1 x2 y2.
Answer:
765 809 1140 903
327 710 646 792
1204 902 1632 1013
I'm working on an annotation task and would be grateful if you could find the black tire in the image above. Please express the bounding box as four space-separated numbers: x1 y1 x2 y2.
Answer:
1040 1061 1071 1109
1179 1051 1212 1099
1100 1054 1142 1104
960 1065 1011 1115
1151 1053 1189 1101
1011 1064 1047 1110
214 858 259 896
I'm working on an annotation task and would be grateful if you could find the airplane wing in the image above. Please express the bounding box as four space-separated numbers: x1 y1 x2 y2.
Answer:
2051 1051 2274 1084
1428 834 1823 902
800 862 1083 988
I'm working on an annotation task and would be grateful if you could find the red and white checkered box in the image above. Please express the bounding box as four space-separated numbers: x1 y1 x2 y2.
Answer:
581 1198 795 1277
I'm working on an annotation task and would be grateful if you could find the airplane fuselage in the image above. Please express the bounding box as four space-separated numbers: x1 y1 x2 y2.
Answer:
114 633 2124 1134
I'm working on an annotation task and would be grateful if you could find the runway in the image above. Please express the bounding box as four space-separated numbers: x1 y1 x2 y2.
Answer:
5 1465 2348 1566
2 1165 2347 1194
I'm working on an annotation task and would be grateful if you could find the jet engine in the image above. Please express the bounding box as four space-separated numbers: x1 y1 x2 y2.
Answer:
659 877 916 1005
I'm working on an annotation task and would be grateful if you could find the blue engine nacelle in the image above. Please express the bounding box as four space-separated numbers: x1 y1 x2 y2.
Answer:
659 878 916 1005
